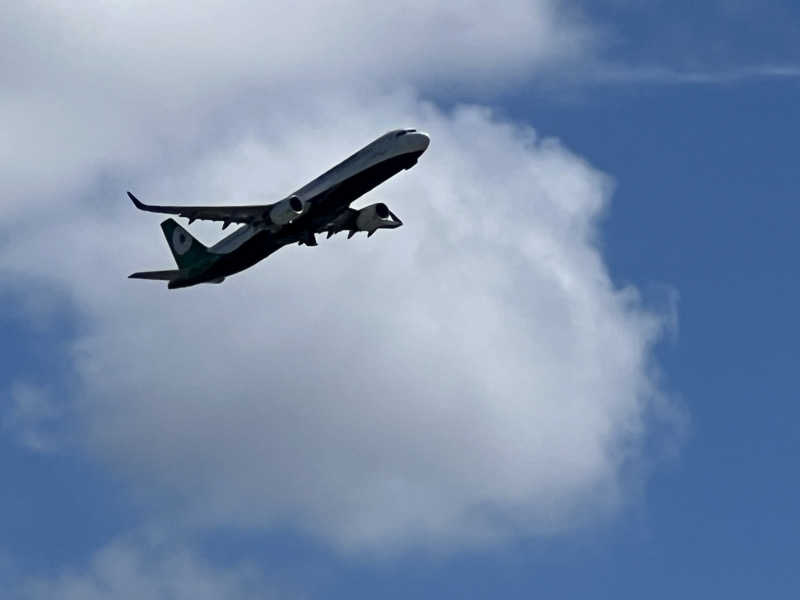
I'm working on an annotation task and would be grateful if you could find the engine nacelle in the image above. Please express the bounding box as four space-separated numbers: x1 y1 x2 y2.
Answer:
268 195 304 225
355 203 398 233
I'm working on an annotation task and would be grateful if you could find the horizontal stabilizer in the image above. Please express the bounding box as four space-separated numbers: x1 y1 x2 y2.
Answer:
129 269 180 281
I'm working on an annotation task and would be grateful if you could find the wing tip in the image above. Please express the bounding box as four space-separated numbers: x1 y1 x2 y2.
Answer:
127 191 146 209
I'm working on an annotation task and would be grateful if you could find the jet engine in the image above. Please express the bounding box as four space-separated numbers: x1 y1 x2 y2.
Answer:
354 203 400 233
268 195 304 225
324 203 403 238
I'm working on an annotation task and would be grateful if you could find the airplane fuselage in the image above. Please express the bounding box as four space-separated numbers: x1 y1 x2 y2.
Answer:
166 129 429 288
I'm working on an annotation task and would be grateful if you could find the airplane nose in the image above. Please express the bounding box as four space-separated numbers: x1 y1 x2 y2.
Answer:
414 132 431 151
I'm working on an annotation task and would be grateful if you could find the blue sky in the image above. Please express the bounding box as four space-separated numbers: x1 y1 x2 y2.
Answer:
2 1 799 598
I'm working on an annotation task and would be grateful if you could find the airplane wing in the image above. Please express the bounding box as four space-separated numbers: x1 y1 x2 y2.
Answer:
128 191 270 228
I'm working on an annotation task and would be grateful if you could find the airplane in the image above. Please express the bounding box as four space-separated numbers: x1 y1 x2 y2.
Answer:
128 128 430 289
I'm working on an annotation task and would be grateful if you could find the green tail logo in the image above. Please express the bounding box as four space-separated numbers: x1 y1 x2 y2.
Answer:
160 219 210 269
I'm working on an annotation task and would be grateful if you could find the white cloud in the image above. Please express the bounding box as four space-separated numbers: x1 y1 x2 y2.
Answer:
5 0 590 93
0 93 679 551
18 538 277 600
2 382 61 452
0 0 594 220
0 0 681 554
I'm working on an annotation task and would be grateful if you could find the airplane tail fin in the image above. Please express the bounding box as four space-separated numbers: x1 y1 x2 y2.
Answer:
160 218 209 269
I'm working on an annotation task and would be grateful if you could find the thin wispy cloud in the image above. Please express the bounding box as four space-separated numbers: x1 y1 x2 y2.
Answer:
591 64 800 85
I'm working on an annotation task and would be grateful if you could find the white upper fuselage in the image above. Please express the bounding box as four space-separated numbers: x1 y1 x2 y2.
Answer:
210 129 429 253
292 129 430 202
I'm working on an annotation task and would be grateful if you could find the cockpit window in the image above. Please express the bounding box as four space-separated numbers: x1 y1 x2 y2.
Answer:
395 129 416 137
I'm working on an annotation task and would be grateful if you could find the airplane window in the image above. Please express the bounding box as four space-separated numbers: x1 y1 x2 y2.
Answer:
395 131 407 137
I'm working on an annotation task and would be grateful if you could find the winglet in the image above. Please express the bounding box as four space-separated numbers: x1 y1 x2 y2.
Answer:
128 191 147 210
